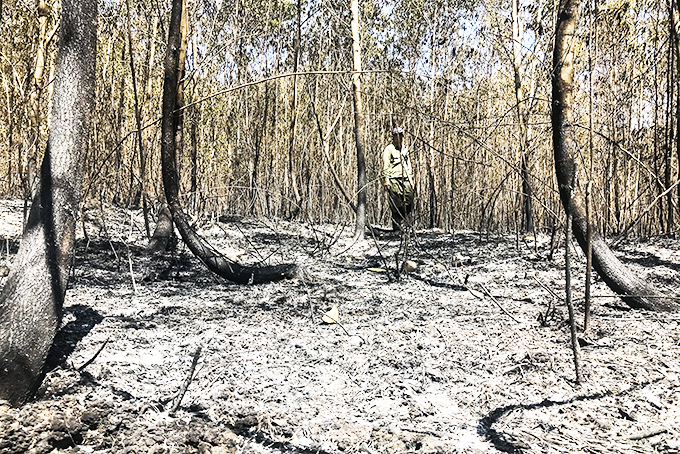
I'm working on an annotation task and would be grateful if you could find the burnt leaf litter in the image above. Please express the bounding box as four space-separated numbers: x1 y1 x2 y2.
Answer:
0 200 679 454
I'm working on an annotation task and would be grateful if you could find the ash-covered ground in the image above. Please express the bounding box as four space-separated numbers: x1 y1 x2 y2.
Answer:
1 200 679 454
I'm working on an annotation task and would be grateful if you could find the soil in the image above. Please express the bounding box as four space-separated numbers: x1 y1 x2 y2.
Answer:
1 199 679 454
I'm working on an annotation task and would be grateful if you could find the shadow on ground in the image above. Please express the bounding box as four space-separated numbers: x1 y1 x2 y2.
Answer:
479 378 662 453
45 304 104 372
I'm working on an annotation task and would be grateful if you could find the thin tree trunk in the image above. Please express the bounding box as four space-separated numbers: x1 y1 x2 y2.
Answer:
428 152 437 228
25 0 53 202
0 0 97 405
653 30 666 233
249 85 269 215
143 14 159 195
189 33 199 213
287 0 303 217
2 73 15 194
512 0 533 233
113 46 125 205
584 0 597 331
552 0 680 311
663 24 674 234
351 0 367 240
189 105 199 213
175 0 188 176
671 0 680 230
653 41 664 232
613 130 621 231
664 30 674 232
125 0 150 236
565 191 583 383
429 35 438 229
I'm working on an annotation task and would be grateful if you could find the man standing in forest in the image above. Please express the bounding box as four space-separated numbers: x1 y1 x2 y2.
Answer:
383 127 414 231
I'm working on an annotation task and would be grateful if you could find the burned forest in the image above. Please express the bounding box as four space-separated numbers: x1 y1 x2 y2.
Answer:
1 0 680 452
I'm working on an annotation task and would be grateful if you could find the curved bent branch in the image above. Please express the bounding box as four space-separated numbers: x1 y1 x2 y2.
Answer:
161 0 299 285
552 0 679 311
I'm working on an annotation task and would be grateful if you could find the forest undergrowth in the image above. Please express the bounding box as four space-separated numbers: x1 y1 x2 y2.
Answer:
0 200 679 454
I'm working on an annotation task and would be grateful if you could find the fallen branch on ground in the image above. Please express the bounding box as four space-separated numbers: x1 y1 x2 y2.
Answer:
474 282 521 324
169 346 202 415
77 338 110 372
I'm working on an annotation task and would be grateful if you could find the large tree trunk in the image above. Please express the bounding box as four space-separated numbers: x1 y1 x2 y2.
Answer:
552 0 679 311
351 0 367 240
0 0 97 406
161 0 299 284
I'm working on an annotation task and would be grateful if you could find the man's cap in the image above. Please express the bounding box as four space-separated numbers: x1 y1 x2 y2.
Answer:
392 127 403 135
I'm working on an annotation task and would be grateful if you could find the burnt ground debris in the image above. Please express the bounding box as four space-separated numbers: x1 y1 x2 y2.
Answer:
0 200 679 453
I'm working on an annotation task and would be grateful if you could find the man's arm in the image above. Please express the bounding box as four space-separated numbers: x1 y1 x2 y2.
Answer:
404 149 415 186
382 146 392 188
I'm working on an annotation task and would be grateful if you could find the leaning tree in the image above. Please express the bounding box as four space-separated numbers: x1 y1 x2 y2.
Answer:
552 0 680 312
160 0 300 284
0 0 98 405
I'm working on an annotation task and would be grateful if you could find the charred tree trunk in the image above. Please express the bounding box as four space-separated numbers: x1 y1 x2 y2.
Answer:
161 0 299 284
552 0 680 311
146 203 174 254
351 0 367 240
0 0 97 405
148 0 187 254
428 156 437 228
174 0 188 178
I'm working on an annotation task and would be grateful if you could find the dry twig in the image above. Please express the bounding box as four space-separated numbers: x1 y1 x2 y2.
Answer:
77 338 110 372
477 283 521 323
565 186 583 384
169 346 202 415
628 426 667 440
322 309 366 345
